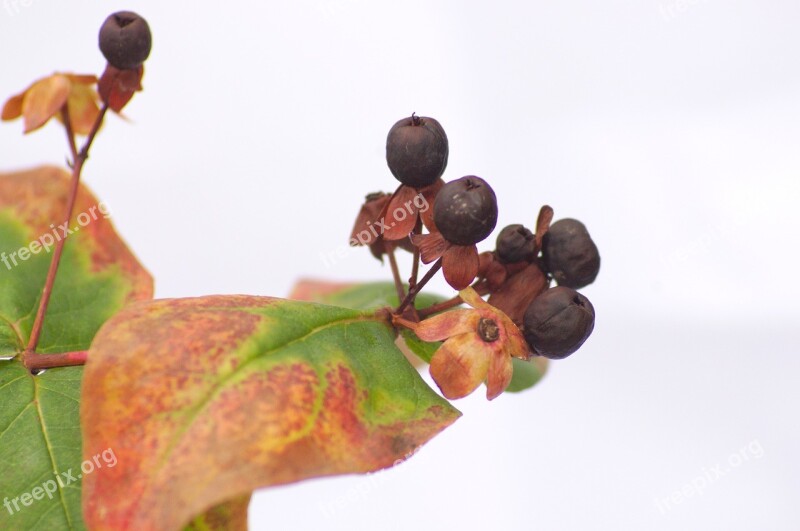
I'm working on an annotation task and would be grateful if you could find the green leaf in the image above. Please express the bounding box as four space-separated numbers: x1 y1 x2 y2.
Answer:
506 357 549 393
0 166 152 530
81 295 461 530
183 495 251 531
289 280 448 363
310 280 444 311
399 329 440 364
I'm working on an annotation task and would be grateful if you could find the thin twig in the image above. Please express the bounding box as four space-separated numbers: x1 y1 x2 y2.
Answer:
23 102 109 369
395 258 442 315
417 281 490 318
25 351 88 371
386 246 406 302
60 106 79 161
408 218 422 291
392 315 419 331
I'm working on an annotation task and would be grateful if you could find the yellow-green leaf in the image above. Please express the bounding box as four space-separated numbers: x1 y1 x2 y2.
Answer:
81 296 460 530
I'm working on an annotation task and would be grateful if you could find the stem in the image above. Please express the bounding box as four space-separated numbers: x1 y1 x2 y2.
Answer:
60 106 79 161
418 281 490 318
25 351 88 371
387 246 406 302
395 258 442 315
408 218 422 291
23 102 109 370
392 315 419 331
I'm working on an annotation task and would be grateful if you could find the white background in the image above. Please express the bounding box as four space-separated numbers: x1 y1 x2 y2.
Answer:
2 1 799 530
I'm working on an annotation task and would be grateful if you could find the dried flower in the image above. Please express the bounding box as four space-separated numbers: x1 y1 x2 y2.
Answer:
350 192 414 260
414 287 530 400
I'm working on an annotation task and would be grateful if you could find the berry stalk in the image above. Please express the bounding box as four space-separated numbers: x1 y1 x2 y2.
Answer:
417 281 490 318
386 246 406 302
408 217 422 290
395 258 442 314
23 102 109 370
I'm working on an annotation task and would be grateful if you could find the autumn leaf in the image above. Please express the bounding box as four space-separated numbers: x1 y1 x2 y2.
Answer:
289 280 548 393
183 495 251 531
289 279 445 365
81 295 460 531
289 279 444 314
2 74 100 134
0 166 153 530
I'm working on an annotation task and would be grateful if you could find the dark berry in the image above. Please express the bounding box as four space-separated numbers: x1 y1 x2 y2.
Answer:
496 224 535 263
433 176 498 246
523 286 595 359
99 11 152 70
386 114 448 188
542 218 600 289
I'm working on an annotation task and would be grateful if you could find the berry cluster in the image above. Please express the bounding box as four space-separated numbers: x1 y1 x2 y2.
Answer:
493 214 600 359
351 113 600 397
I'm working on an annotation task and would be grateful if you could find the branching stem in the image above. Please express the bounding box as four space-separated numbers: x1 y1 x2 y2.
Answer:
22 102 109 371
395 258 442 315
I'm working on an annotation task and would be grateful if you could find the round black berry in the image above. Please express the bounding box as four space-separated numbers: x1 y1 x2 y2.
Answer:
542 218 600 289
523 286 594 359
386 114 448 188
433 176 498 246
99 11 152 70
496 224 535 263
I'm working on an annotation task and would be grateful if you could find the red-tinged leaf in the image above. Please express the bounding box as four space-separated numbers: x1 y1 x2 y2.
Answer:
81 296 460 531
98 64 144 113
20 74 71 133
0 166 153 530
288 279 358 302
184 495 251 531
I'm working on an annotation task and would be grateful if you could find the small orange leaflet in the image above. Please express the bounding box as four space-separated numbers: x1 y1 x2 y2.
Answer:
2 73 100 135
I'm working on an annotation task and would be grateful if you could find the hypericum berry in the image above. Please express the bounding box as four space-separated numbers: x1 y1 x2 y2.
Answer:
542 218 600 289
99 11 152 70
386 114 448 188
496 224 535 263
433 176 498 246
523 286 595 359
